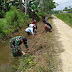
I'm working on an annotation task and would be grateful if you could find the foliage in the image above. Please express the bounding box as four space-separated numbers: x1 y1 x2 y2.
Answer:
0 10 5 18
55 13 72 27
63 6 72 11
63 7 68 11
10 55 37 72
0 6 31 39
40 0 56 13
52 10 60 14
0 0 10 12
0 18 6 38
37 12 47 16
28 1 47 21
28 0 41 21
28 0 39 14
0 22 5 37
37 12 47 21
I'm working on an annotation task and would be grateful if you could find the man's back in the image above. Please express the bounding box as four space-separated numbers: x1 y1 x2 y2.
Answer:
45 22 52 29
29 24 35 28
25 27 34 35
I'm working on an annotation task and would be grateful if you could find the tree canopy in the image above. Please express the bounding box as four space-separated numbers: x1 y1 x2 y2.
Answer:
39 0 56 13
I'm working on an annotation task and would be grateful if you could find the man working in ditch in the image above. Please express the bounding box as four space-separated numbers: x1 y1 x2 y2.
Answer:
9 36 29 57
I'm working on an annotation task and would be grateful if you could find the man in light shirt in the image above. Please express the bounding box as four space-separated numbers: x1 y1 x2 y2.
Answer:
25 24 35 35
29 24 35 28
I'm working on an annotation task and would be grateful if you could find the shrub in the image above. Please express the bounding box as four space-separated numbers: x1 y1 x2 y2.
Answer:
0 6 31 39
0 10 5 18
0 19 6 37
38 12 47 16
29 12 41 22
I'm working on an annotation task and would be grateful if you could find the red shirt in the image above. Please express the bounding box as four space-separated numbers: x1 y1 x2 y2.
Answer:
32 20 36 26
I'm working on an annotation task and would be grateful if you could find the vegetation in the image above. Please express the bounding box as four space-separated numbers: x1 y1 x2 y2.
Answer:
55 13 72 27
10 55 37 72
0 6 31 39
0 10 5 18
0 0 58 72
0 6 47 40
10 17 56 72
63 6 72 11
40 0 56 13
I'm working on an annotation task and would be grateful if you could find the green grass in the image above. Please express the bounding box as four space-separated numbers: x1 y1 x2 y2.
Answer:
10 55 37 72
55 13 72 27
10 16 56 72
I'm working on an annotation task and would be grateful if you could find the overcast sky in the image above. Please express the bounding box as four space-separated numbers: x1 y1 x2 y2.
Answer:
53 0 72 10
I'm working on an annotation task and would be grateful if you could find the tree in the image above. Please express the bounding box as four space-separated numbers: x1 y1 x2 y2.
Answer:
28 0 40 13
39 0 56 13
69 6 71 9
25 0 27 15
64 7 68 11
19 0 22 11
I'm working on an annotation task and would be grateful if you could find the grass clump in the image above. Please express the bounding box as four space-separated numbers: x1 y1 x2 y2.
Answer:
0 10 5 18
55 13 72 27
0 6 31 40
10 55 37 72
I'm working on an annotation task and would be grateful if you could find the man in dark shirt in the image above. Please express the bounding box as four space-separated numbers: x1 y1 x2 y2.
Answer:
9 36 29 57
42 20 52 33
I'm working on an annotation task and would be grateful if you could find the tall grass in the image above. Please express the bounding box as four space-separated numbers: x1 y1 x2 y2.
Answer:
10 54 37 72
0 19 6 38
0 6 31 39
55 13 72 27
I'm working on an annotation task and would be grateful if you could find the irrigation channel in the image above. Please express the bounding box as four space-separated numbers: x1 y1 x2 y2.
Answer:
0 21 44 72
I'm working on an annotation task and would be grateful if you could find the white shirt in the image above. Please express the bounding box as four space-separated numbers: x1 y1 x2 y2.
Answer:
25 27 34 35
29 24 35 28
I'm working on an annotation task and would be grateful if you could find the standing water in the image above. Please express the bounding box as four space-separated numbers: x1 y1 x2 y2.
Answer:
0 21 44 72
0 26 34 72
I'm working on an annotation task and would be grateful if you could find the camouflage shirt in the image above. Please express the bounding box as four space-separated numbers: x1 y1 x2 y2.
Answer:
9 36 28 54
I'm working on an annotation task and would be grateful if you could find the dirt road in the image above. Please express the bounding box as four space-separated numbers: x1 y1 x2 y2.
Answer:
52 15 72 72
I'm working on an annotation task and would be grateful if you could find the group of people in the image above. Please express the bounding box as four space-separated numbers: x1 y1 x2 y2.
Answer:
9 18 52 57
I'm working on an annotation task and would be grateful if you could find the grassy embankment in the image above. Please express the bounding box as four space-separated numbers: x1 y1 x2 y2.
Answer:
0 6 31 42
55 13 72 27
0 6 47 43
10 16 58 72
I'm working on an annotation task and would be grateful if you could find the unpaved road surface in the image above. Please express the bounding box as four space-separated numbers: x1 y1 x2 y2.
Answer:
52 15 72 72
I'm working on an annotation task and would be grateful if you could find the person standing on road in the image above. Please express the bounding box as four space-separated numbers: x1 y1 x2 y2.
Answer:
9 36 29 57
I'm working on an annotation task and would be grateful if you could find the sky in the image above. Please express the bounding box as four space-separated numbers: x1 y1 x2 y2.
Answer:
53 0 72 10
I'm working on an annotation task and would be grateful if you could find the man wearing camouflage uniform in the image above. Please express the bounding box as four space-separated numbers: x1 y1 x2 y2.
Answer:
9 36 29 57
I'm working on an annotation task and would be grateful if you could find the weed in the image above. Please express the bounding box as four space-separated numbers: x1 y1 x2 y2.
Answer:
10 54 37 72
0 6 31 40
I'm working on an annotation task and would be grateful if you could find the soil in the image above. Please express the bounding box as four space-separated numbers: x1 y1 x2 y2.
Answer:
52 15 72 72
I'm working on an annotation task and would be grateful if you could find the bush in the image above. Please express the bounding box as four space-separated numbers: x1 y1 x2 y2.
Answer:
29 12 41 22
0 6 31 39
0 19 6 37
37 12 47 16
0 10 5 18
